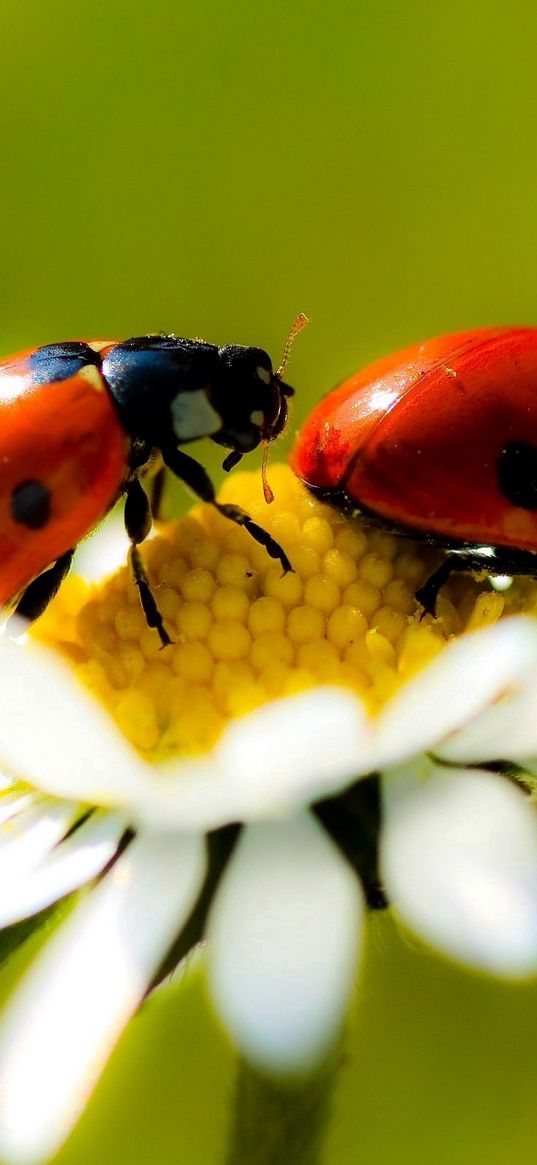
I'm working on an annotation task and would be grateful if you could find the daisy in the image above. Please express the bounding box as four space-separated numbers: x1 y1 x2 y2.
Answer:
0 466 537 1163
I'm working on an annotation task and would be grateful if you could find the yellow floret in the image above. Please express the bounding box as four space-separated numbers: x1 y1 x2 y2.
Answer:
327 605 368 650
358 553 394 589
343 580 381 618
264 567 303 608
215 553 254 590
290 545 322 579
304 575 341 614
32 465 537 758
287 605 325 644
180 567 216 604
323 548 358 588
465 591 505 629
247 597 286 636
172 641 213 684
177 602 212 641
250 632 294 671
114 604 147 642
208 620 252 661
211 586 250 623
34 575 90 651
302 516 334 555
158 556 189 589
115 690 160 751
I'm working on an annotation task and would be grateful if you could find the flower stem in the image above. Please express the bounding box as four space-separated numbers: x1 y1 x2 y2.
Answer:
226 1053 340 1165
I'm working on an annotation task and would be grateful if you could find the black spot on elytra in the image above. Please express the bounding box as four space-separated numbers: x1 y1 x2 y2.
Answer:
497 441 537 509
11 480 52 529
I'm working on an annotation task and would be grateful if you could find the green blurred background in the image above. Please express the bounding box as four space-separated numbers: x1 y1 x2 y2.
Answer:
2 0 537 1160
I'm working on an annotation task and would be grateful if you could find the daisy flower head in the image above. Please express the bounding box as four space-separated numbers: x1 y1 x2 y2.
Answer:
1 465 537 1162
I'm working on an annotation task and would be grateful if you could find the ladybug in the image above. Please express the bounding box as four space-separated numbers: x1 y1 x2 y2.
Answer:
292 326 537 612
0 316 307 645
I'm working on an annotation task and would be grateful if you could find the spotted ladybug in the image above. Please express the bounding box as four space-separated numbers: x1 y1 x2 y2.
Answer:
0 317 307 645
291 327 537 611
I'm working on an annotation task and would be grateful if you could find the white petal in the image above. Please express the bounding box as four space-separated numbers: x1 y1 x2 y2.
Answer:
382 766 537 976
0 635 158 808
0 799 82 882
133 689 372 831
0 790 37 828
208 812 364 1073
73 513 129 581
0 830 206 1164
372 618 537 770
0 811 127 926
437 679 537 764
217 688 370 807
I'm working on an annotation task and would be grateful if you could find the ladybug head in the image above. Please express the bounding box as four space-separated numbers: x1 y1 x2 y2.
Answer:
213 344 294 456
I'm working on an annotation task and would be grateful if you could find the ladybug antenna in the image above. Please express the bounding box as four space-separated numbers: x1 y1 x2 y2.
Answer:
275 312 309 379
261 441 274 504
260 313 308 506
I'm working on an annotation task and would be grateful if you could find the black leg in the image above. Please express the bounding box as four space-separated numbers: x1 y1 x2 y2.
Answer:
128 545 172 646
161 445 293 574
415 548 506 614
149 466 166 520
414 545 531 614
124 477 172 647
9 550 74 626
415 557 459 615
124 476 152 544
222 451 243 473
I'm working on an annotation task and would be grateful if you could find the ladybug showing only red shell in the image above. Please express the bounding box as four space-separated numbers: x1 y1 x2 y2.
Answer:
292 327 537 611
0 327 303 645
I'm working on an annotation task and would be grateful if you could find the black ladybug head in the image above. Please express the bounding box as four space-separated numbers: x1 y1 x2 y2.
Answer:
212 344 294 454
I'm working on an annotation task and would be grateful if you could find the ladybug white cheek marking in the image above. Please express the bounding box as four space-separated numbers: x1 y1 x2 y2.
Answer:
250 410 264 427
171 389 222 441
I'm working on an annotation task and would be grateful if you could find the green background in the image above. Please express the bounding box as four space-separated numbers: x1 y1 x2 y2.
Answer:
2 0 537 1160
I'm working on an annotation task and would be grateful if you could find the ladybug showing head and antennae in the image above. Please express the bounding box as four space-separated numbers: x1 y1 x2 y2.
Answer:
252 311 309 504
292 326 537 612
0 320 305 646
218 311 309 504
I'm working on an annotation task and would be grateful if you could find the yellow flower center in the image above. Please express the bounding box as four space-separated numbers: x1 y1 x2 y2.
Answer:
33 466 537 759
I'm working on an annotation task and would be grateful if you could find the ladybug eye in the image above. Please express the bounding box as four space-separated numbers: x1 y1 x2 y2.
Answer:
256 366 271 385
497 441 537 509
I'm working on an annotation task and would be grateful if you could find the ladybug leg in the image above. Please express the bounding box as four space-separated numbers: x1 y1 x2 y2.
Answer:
9 550 74 627
415 557 459 616
222 450 243 473
160 445 293 574
129 545 172 648
124 477 172 648
149 466 167 521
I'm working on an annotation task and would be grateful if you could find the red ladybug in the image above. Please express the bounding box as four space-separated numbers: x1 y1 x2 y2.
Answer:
0 323 305 645
292 327 537 611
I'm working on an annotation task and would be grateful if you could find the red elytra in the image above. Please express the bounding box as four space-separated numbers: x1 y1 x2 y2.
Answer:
0 351 127 608
291 327 537 608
